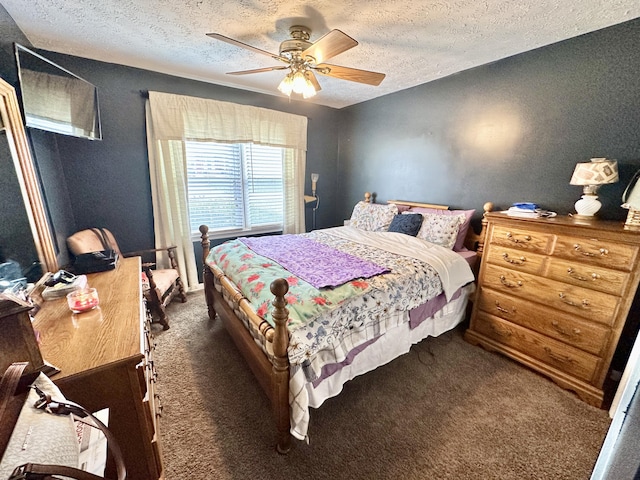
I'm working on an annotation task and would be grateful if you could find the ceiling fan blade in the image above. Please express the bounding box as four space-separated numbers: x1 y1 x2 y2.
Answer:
206 33 286 62
301 29 358 64
314 63 386 86
305 70 322 92
227 66 289 75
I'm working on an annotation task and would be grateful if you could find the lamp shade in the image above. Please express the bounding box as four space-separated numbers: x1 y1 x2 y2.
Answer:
570 158 619 186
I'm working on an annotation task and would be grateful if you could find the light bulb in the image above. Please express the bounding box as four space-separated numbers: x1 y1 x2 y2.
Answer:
302 76 316 99
292 71 307 94
277 74 293 96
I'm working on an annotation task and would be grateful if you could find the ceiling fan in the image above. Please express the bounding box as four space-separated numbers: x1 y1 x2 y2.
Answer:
206 26 385 99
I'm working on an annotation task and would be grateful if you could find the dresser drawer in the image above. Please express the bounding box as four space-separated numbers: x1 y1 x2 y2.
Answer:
553 235 639 271
489 225 554 254
482 264 619 326
473 312 600 382
547 258 627 296
476 288 609 355
485 245 547 275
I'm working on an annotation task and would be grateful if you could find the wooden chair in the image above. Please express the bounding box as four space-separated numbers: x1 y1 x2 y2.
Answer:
66 228 187 329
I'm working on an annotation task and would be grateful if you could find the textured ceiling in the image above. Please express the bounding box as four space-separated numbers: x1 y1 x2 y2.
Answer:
3 0 640 109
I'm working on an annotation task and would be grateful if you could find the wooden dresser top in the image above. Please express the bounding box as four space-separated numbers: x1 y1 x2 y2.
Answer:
32 257 144 382
486 212 640 243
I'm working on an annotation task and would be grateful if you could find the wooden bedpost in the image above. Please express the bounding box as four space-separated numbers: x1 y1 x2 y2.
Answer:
199 225 216 321
364 192 372 203
476 202 494 255
270 278 292 454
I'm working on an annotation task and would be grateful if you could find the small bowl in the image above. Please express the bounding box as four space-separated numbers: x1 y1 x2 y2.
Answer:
67 287 100 313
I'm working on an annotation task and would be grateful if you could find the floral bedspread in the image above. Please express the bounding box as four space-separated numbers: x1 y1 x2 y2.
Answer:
206 226 475 441
207 227 468 367
209 239 375 333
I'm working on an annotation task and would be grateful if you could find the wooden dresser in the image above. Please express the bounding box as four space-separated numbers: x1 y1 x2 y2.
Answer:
31 257 163 480
465 212 640 407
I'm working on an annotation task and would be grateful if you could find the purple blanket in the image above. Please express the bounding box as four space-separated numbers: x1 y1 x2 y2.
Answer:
240 235 389 289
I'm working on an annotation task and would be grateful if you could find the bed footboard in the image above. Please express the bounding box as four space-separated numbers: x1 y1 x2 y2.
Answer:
199 225 292 453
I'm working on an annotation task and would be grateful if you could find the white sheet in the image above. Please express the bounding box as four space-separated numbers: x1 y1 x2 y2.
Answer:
323 226 475 301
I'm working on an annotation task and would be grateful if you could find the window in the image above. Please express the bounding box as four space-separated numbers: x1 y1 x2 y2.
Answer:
186 141 284 239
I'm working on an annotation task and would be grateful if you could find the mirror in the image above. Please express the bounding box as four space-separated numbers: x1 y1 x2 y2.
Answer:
0 76 58 277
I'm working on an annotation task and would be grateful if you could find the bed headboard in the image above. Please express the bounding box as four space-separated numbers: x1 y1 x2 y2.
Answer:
362 192 493 257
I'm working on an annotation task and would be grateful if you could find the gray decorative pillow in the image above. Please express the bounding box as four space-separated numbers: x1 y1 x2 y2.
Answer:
388 213 423 236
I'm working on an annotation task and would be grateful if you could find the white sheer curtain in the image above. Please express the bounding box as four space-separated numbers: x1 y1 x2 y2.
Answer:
145 91 308 290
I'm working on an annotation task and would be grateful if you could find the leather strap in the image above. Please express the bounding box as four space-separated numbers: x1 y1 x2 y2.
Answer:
11 462 107 480
27 391 127 480
0 362 29 459
90 228 112 251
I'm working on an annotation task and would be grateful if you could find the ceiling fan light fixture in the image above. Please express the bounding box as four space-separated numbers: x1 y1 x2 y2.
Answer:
208 25 384 100
277 73 294 95
302 72 317 99
291 70 308 94
302 82 316 99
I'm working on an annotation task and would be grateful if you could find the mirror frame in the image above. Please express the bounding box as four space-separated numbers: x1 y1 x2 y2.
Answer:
1 76 58 273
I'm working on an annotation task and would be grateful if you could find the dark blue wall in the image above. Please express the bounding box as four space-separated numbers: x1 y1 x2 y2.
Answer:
39 54 343 258
337 18 640 226
0 3 342 270
2 10 640 267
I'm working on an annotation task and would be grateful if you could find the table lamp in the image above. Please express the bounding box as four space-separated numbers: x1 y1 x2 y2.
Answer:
622 169 640 227
569 158 619 217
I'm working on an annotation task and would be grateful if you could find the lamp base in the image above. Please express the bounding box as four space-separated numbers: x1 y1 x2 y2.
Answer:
574 194 602 217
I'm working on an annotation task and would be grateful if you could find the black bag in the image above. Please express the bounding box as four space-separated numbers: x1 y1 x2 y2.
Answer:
72 229 118 274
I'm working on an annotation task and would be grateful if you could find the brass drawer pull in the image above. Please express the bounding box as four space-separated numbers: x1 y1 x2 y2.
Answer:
573 244 609 257
551 320 582 338
567 267 600 282
502 252 526 265
506 232 531 243
558 292 589 308
495 301 516 315
500 275 523 288
544 346 575 365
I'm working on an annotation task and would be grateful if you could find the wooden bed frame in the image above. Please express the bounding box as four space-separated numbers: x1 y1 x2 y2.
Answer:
199 195 493 453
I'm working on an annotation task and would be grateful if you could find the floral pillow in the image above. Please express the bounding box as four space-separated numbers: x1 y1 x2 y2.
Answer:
350 201 398 231
415 212 467 249
407 207 475 251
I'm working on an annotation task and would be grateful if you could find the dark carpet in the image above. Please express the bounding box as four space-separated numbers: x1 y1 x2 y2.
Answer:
153 290 610 480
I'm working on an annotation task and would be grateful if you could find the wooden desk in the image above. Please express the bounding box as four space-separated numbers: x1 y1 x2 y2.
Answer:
32 257 163 480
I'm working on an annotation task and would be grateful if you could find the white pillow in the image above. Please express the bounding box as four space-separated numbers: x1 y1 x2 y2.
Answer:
350 201 398 231
415 212 466 249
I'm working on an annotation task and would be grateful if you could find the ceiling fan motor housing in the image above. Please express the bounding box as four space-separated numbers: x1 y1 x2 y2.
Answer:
279 26 313 59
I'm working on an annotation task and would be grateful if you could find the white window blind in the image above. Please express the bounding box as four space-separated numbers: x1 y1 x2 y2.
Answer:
185 141 284 237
